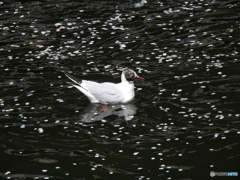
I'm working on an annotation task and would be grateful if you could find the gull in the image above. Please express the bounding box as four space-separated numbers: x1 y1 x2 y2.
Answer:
64 68 145 104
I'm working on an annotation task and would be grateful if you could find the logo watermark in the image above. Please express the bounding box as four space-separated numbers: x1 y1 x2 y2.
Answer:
210 171 238 177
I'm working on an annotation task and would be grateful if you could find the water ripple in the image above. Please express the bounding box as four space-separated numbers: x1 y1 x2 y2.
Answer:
1 0 240 179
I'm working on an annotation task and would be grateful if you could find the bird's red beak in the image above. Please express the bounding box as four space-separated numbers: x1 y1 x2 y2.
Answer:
134 77 145 82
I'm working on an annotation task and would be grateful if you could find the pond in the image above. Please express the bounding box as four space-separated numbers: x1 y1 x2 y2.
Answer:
0 0 240 179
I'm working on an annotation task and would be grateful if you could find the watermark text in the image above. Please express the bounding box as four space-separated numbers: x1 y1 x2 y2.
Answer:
210 171 238 177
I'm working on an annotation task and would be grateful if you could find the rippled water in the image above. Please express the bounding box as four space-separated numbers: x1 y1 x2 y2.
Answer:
1 0 240 179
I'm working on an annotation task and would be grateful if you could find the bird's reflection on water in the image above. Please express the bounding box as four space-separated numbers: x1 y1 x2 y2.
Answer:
79 103 137 122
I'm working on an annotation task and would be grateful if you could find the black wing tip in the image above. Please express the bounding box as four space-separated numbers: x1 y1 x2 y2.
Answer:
63 71 72 78
63 71 82 84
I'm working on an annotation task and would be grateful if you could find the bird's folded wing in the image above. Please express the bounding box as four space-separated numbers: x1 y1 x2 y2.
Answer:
81 81 124 104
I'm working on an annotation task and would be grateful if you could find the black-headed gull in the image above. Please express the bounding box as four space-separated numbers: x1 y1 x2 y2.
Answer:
64 69 145 104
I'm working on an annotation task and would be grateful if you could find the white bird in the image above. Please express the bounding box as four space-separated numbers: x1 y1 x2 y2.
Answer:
64 68 145 104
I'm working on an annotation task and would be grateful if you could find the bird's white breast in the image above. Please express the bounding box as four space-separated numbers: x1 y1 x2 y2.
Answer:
117 82 135 103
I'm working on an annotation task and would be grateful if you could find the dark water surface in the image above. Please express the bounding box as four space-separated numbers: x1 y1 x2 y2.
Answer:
1 0 240 179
